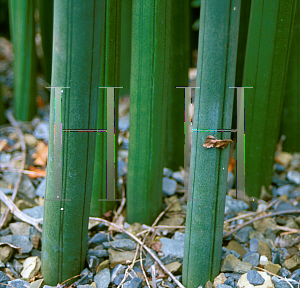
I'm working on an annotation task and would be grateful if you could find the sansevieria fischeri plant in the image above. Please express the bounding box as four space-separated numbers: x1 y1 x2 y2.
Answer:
42 0 104 285
183 1 241 287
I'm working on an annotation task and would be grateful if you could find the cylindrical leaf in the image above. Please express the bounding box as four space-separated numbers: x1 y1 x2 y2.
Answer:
8 0 37 121
280 0 300 153
243 0 297 197
182 1 240 287
164 0 190 171
90 0 122 217
41 0 103 285
126 0 171 225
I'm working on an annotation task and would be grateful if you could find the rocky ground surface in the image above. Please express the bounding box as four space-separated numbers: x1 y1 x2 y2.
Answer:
1 37 300 288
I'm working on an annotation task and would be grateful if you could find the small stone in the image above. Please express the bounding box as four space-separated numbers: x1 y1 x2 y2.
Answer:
234 261 252 273
119 117 129 131
86 255 100 271
279 267 292 278
276 185 293 196
108 249 138 268
164 262 182 274
9 222 31 236
290 271 300 282
264 263 281 275
0 227 11 236
76 268 93 285
0 235 33 254
0 245 14 263
22 206 44 219
77 285 94 288
163 168 173 178
164 196 182 212
162 177 177 196
102 239 137 250
125 223 143 235
29 279 44 288
89 232 111 248
215 285 232 288
0 271 10 288
33 121 49 140
221 254 241 272
12 259 23 273
8 279 30 288
213 273 226 286
237 272 274 288
159 238 184 262
260 255 269 266
123 277 143 288
96 259 110 274
272 276 298 288
3 173 36 200
228 250 241 259
272 248 289 265
224 195 249 214
223 278 234 287
264 228 276 242
21 256 41 279
158 216 185 234
249 231 265 241
247 270 265 285
283 255 300 272
172 231 185 242
235 226 253 243
111 264 126 282
275 201 295 212
94 268 110 288
35 178 46 198
226 240 247 257
242 252 259 267
88 249 108 258
249 238 259 252
113 274 129 286
118 159 127 177
286 218 300 229
257 240 272 261
172 171 184 185
253 218 278 234
287 170 300 185
276 152 293 167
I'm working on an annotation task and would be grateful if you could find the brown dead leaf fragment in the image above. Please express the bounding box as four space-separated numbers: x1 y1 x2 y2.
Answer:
32 141 48 166
203 135 233 149
150 241 162 252
28 166 47 178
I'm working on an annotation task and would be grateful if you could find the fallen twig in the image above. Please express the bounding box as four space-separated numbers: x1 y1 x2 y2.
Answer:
223 210 300 239
117 243 140 288
254 266 293 288
0 189 42 232
89 216 185 288
140 246 151 288
151 264 157 288
57 272 88 287
224 199 279 224
0 110 27 228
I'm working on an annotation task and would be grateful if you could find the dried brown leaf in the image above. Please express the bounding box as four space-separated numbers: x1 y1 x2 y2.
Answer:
150 241 162 252
203 135 233 149
32 141 48 166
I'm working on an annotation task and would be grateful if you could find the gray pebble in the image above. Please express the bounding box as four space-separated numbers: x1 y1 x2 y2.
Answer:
162 177 177 196
247 270 264 285
94 268 110 288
